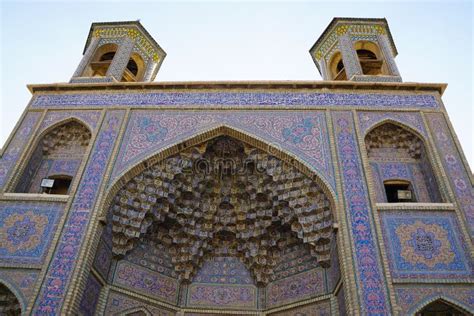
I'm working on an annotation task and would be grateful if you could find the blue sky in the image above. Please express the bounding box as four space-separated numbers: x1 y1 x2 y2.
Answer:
1 1 472 168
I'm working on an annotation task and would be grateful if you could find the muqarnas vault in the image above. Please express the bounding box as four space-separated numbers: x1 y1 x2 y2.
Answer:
0 18 473 316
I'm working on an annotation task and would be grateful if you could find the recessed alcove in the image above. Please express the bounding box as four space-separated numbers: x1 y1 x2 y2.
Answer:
87 135 341 313
14 120 91 195
365 123 443 203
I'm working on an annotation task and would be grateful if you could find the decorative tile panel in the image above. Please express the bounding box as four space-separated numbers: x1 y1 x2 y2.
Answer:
187 283 257 309
124 238 176 279
193 257 253 285
395 285 474 315
113 261 179 304
104 290 176 315
32 110 125 314
111 110 335 190
92 239 113 281
0 268 39 304
326 236 341 291
426 112 474 237
337 287 347 316
31 91 439 109
78 273 101 316
267 300 331 316
0 112 41 189
273 243 321 281
358 111 427 139
38 110 101 133
266 269 325 308
332 111 390 315
0 202 63 265
380 211 473 280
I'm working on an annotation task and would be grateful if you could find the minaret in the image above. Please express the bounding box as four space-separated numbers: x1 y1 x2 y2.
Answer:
310 18 401 82
70 21 166 83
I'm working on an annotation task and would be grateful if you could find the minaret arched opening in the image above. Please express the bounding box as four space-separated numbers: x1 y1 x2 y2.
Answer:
329 52 347 80
82 43 118 77
14 120 91 195
354 41 388 76
365 122 443 203
121 52 145 82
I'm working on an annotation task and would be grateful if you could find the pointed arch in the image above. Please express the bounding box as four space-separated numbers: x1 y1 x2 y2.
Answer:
101 124 337 219
38 116 94 137
12 118 92 194
78 124 341 312
120 306 153 316
0 279 25 315
365 118 427 145
410 295 472 316
364 120 444 203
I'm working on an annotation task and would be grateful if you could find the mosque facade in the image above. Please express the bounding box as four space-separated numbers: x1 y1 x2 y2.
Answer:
0 18 472 315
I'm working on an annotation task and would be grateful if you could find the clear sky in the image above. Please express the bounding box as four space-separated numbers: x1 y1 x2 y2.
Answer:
1 1 473 169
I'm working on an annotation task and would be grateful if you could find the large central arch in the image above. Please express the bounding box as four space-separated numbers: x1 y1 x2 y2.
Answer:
80 126 340 314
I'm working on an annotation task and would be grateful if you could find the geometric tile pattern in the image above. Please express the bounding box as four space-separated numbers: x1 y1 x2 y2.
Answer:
380 211 473 280
0 202 63 266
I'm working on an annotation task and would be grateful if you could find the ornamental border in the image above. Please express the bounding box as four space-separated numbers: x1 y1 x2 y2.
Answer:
353 110 398 313
29 89 441 110
325 109 358 315
25 110 106 314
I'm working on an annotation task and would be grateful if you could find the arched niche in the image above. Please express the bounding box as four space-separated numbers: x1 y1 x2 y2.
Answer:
84 127 341 313
14 119 91 194
0 282 22 316
354 40 389 76
365 122 443 203
414 298 471 316
82 43 119 77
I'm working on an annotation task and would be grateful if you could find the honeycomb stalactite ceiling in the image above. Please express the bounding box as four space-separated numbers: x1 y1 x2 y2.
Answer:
42 121 91 157
109 136 334 284
365 123 423 159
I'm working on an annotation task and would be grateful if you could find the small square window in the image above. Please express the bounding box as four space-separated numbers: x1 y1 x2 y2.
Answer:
384 180 414 203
